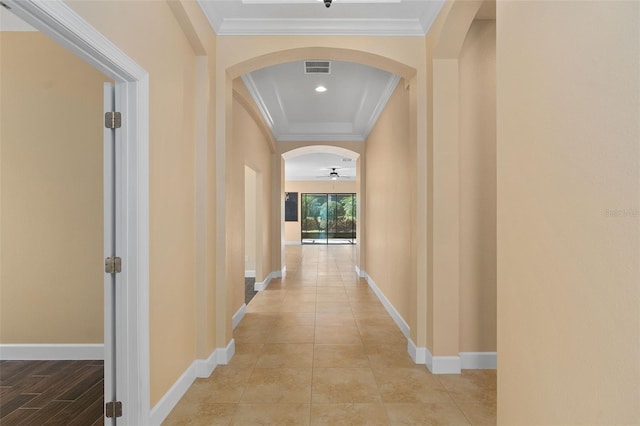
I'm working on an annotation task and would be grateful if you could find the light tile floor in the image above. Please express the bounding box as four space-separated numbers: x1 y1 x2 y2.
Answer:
164 245 496 425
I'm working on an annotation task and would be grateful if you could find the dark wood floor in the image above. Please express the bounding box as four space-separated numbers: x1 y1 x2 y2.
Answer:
0 360 104 426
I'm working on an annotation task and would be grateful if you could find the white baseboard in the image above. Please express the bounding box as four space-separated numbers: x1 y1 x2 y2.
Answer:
285 241 301 245
244 270 256 278
460 352 497 369
407 339 427 364
232 304 247 329
195 348 218 378
254 272 272 291
255 268 285 291
428 353 462 374
361 271 410 340
357 269 496 375
150 359 198 425
217 338 235 365
150 338 236 425
0 344 104 360
272 266 286 278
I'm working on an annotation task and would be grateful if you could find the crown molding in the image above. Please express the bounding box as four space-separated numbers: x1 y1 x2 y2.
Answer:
241 74 276 131
363 74 400 138
216 18 426 36
278 133 365 142
197 0 445 36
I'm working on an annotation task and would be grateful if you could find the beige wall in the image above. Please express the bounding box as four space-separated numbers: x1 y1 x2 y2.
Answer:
364 83 414 330
497 1 639 423
231 95 274 314
0 32 107 344
284 180 358 243
459 19 496 353
65 1 206 406
244 166 257 274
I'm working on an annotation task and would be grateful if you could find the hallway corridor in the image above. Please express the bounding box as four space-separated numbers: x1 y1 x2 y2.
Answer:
164 245 496 425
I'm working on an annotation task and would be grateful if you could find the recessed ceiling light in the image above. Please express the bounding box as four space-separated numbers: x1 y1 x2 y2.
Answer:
315 85 327 93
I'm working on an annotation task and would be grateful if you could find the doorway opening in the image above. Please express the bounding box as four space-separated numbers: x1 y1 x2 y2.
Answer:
244 166 258 304
301 193 356 245
1 1 151 424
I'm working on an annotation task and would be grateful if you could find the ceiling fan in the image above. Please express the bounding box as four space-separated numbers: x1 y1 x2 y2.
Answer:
316 167 344 180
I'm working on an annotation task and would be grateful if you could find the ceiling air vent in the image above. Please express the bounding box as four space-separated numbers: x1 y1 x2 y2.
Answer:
305 61 331 74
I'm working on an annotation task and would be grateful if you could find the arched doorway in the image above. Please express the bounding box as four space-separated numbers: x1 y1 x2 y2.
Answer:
282 146 361 249
214 43 425 363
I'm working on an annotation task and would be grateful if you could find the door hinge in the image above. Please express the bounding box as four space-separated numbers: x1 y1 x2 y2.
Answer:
105 401 122 418
105 111 122 129
105 256 122 274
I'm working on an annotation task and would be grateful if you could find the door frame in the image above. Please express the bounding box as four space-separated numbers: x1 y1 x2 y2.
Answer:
4 1 150 424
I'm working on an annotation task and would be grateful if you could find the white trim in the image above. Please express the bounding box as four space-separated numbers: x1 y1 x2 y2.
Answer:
232 304 247 329
407 340 426 365
282 145 360 160
359 266 495 375
363 75 400 139
217 338 236 365
3 2 151 424
254 270 276 291
254 267 287 291
254 274 270 291
278 133 365 142
430 355 462 374
245 269 256 278
197 0 445 36
241 74 275 132
149 362 198 426
195 347 219 378
285 240 302 246
150 338 236 425
215 18 427 37
460 352 497 370
0 344 104 360
361 271 410 339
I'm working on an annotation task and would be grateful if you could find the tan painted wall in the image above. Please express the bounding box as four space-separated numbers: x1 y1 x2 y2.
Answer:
284 180 358 243
364 83 414 330
497 1 639 423
459 19 496 353
231 96 274 315
245 166 257 274
66 1 201 406
0 32 108 344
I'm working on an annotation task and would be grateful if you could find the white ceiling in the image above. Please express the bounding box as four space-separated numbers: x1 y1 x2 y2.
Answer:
285 152 356 181
199 0 448 173
197 0 445 36
243 60 399 142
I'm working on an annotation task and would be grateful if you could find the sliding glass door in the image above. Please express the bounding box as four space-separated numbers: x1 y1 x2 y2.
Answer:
301 193 356 244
